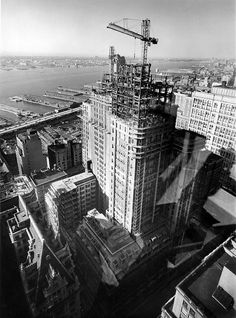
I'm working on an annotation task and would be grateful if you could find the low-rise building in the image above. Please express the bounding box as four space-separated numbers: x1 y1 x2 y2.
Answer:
161 233 236 318
0 175 36 204
45 171 97 237
16 129 47 176
30 168 67 217
48 140 82 171
76 208 141 287
203 188 236 227
7 208 81 318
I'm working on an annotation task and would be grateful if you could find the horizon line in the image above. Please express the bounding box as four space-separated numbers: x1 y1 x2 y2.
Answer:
1 53 235 60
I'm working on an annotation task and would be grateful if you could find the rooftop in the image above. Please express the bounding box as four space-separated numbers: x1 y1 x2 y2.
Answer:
188 253 233 317
204 188 236 226
17 129 38 142
51 171 96 194
15 210 29 224
48 144 67 152
178 235 236 318
76 209 141 284
30 169 67 186
0 175 34 201
84 209 138 255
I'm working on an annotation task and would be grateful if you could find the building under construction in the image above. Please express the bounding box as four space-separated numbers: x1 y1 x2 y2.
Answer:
79 19 225 317
83 18 220 245
104 20 174 245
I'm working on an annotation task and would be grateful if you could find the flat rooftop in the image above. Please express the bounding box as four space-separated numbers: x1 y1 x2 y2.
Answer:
0 176 34 201
17 130 38 142
204 188 236 226
15 210 28 224
51 171 96 194
30 169 67 186
179 236 236 318
85 209 137 255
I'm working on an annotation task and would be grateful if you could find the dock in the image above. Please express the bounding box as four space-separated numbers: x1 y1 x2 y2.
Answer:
21 95 60 108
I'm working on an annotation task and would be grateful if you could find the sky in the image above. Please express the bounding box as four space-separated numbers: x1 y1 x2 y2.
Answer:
1 0 235 58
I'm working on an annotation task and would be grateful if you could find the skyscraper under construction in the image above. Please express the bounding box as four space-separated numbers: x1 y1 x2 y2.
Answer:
82 19 221 253
107 62 175 242
82 19 176 249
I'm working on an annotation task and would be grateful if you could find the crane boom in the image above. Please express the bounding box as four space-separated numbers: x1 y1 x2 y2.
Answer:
108 23 146 41
107 19 158 64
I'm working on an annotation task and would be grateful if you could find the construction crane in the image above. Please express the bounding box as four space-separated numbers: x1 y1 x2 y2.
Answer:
107 19 158 65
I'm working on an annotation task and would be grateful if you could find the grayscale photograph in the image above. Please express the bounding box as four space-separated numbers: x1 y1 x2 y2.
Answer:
0 0 235 317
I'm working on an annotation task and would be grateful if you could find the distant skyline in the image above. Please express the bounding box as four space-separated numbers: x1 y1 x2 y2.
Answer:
1 0 235 59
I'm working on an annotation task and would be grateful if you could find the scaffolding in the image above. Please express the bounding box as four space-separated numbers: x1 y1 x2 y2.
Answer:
112 63 152 125
111 63 173 128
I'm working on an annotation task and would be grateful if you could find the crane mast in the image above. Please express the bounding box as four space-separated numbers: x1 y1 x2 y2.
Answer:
107 18 158 64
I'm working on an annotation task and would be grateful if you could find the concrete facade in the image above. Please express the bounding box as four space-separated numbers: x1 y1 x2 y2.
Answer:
82 92 112 213
45 171 97 237
16 130 47 176
175 87 236 185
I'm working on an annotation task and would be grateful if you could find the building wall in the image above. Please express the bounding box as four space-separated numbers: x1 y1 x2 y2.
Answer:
82 93 112 213
16 131 47 175
48 145 70 171
218 266 236 309
72 142 82 167
45 173 97 237
30 172 67 218
172 288 204 318
175 93 192 130
175 89 236 186
108 114 174 236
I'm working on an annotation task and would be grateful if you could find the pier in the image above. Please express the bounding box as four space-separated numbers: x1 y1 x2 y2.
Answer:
21 95 60 108
0 104 20 116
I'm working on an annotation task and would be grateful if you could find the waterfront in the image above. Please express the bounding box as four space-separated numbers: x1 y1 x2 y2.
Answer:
0 66 107 121
0 60 203 122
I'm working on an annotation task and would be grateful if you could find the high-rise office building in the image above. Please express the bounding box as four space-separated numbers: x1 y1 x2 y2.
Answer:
82 52 127 213
107 63 175 241
175 86 236 185
82 54 224 253
82 92 112 213
45 171 97 237
16 129 47 175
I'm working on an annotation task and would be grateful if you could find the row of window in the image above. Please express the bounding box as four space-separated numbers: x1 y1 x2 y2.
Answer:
181 300 195 318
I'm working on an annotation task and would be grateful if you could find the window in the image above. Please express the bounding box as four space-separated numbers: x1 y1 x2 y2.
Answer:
188 308 195 318
181 300 188 316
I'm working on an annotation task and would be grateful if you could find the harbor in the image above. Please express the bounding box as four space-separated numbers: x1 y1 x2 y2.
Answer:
44 86 89 103
20 95 63 108
0 83 88 130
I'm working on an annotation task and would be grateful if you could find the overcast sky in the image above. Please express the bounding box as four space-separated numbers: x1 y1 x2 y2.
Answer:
1 0 235 58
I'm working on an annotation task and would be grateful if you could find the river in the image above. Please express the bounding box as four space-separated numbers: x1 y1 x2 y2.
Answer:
0 60 201 122
0 65 109 122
